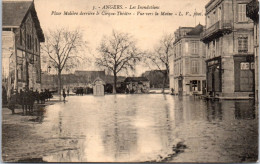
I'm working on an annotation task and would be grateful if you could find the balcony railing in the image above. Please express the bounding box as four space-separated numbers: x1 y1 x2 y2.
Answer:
246 0 259 21
201 20 233 43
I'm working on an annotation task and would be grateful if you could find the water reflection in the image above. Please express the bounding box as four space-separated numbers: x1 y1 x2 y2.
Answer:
206 101 223 122
31 95 258 163
234 101 255 120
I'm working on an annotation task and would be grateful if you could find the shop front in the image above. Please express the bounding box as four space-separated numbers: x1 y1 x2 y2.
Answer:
206 56 222 97
234 55 254 93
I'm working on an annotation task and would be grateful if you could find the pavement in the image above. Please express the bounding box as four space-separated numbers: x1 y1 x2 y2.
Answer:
1 99 60 162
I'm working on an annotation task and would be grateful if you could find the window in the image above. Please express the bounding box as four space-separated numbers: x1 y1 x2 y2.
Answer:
3 28 11 31
218 7 222 21
174 46 176 58
207 16 210 28
238 35 248 53
180 62 182 74
27 34 30 49
212 40 216 57
35 38 38 52
30 35 32 49
175 64 177 75
238 4 247 22
191 60 199 74
191 42 199 54
176 63 179 75
179 44 182 56
20 29 23 46
213 11 216 25
27 35 32 50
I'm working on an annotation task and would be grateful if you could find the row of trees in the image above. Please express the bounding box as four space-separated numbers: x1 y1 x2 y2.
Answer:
42 29 174 95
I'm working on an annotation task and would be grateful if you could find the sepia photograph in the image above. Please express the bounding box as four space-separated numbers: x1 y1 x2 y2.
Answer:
1 0 259 162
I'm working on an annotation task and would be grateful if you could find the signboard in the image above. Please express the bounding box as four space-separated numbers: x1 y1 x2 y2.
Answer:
240 62 250 70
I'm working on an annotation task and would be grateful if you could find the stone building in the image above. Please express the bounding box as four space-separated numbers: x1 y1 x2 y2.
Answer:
169 24 206 95
201 0 255 99
2 1 44 96
124 77 150 93
41 70 106 91
246 0 259 101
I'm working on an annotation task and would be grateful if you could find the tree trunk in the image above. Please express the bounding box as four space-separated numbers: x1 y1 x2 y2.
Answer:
162 75 166 94
58 70 62 100
113 72 117 94
162 72 168 94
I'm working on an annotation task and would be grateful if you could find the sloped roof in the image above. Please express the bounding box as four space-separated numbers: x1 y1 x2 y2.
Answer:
124 77 149 83
187 24 204 36
104 75 126 84
74 70 105 77
93 77 105 85
2 1 45 42
143 70 167 76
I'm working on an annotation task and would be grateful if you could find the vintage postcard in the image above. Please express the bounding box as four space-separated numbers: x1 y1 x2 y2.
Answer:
1 0 259 162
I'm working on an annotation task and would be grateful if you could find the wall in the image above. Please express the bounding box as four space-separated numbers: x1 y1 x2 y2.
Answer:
15 11 42 91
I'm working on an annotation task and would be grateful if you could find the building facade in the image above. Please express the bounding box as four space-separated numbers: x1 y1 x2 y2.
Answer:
170 24 206 95
124 77 150 93
201 0 255 99
246 0 259 101
41 71 106 91
2 1 44 97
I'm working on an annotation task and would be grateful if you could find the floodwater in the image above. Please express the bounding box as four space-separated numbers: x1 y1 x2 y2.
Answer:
30 95 257 162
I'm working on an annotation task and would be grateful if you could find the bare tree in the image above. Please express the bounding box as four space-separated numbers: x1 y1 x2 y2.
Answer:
145 34 174 93
41 28 86 98
96 30 142 93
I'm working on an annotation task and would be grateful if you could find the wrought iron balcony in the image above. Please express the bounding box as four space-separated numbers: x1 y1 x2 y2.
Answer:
246 0 259 22
200 20 233 43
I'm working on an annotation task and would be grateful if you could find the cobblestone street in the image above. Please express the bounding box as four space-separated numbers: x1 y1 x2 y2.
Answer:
2 95 258 162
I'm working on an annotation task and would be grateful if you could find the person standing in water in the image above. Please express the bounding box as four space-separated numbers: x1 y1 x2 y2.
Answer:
63 89 66 102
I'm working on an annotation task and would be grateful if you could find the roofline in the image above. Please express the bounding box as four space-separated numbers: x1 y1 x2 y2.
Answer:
173 35 201 45
178 27 194 29
205 0 224 14
20 2 45 42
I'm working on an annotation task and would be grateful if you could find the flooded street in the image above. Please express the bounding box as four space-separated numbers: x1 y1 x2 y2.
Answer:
2 95 258 162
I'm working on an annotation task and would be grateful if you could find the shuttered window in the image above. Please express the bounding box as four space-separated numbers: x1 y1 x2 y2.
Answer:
238 35 248 53
191 60 199 74
191 42 199 54
238 4 247 22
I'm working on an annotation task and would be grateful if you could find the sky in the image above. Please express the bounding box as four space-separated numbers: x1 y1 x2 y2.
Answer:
33 0 208 76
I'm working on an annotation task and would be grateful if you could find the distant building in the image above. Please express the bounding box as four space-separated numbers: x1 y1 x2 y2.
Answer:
170 24 206 95
41 70 106 91
142 70 169 88
246 0 259 101
41 70 128 93
201 0 255 99
2 1 44 96
124 77 150 93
